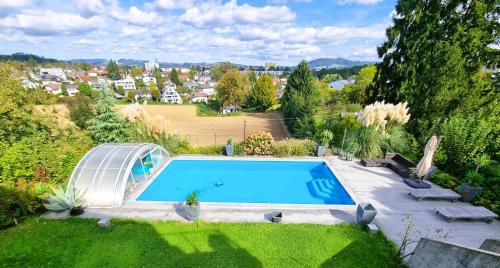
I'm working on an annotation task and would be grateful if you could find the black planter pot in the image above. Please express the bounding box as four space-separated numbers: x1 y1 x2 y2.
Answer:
70 206 85 216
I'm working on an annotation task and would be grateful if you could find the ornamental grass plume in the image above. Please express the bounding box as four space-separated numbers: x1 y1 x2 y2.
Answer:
122 102 169 136
357 101 410 132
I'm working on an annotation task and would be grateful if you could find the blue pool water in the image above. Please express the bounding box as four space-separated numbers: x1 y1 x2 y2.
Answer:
137 160 355 205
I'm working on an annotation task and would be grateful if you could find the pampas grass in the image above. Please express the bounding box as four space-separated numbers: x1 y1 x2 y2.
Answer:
122 102 170 137
357 101 410 132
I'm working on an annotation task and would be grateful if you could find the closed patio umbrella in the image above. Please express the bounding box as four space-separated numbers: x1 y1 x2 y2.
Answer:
404 135 441 189
416 135 439 179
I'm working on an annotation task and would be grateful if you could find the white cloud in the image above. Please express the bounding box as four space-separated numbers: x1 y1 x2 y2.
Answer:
0 10 102 36
154 0 194 10
337 0 382 5
109 4 160 26
76 38 99 46
76 0 104 17
0 0 32 8
180 0 296 28
349 47 378 58
268 0 312 4
120 25 148 36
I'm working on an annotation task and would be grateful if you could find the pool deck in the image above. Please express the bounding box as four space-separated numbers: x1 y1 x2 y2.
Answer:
81 155 500 256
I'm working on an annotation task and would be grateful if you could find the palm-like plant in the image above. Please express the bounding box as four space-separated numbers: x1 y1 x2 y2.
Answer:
44 185 86 211
185 191 200 207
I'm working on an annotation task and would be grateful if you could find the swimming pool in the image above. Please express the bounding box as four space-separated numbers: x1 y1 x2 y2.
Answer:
137 159 355 205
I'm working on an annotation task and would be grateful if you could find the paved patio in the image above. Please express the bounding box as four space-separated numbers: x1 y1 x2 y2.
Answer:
82 156 499 256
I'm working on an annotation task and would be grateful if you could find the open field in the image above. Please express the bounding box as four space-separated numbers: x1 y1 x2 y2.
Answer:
118 105 289 146
0 218 399 267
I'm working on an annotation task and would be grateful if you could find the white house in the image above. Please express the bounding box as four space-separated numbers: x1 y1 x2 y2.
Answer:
114 76 136 91
66 84 79 96
144 58 160 72
44 82 61 94
221 105 238 114
161 82 182 104
196 83 215 96
196 75 211 83
179 68 190 74
40 68 67 81
142 75 156 85
191 92 208 103
184 81 198 90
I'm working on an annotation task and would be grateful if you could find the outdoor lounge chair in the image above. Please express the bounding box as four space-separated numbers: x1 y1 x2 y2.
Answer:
361 153 416 177
409 189 461 202
435 206 498 224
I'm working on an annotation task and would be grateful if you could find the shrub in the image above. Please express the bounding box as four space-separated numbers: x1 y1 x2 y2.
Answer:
272 139 316 157
435 115 495 176
318 130 333 148
180 145 224 155
65 95 96 129
0 180 49 228
430 171 461 191
382 124 419 161
244 131 274 155
323 115 361 148
128 121 190 155
346 127 384 158
0 132 93 185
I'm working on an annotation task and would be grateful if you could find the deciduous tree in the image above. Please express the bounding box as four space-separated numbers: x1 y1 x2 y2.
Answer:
216 69 250 110
247 74 276 112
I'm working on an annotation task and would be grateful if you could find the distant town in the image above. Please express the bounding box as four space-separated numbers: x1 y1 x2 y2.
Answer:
14 54 368 113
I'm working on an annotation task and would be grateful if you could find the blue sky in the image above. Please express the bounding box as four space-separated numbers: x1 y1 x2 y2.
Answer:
0 0 396 65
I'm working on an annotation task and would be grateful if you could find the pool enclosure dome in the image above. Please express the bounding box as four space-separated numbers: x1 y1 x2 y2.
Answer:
68 143 170 208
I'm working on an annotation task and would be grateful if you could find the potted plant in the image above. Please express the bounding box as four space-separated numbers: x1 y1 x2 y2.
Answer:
317 130 333 157
185 190 201 221
44 185 86 216
460 171 484 202
356 203 377 225
225 137 234 156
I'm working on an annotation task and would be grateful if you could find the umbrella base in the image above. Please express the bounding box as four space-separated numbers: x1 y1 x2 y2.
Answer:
404 178 431 189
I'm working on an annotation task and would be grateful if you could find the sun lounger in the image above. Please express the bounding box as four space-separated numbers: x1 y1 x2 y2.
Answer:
436 206 498 223
409 189 461 202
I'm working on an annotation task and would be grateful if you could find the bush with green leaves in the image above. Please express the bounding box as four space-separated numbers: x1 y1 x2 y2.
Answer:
244 131 274 155
0 180 49 228
318 130 333 148
65 95 96 129
435 115 495 176
272 139 316 157
0 132 93 185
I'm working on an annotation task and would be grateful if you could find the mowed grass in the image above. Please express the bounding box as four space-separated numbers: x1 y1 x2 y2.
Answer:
0 218 400 268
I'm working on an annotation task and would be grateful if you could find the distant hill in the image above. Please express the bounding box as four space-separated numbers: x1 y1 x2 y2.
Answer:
0 53 60 64
70 59 109 65
308 58 374 69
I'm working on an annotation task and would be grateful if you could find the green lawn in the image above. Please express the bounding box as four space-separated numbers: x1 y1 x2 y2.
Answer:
0 218 401 268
